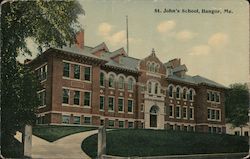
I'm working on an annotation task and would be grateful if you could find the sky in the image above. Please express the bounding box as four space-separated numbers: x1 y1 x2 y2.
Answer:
19 0 249 87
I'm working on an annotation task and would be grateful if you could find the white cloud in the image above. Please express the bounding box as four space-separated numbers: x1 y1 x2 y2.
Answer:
98 22 112 36
208 33 229 47
107 30 126 45
189 45 211 56
157 20 176 33
175 30 196 41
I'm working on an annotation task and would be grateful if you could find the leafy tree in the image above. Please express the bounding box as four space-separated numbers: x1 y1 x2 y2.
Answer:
1 0 84 157
225 83 249 136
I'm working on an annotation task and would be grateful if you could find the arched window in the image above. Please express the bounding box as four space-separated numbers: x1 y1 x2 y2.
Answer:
189 90 193 101
155 83 159 94
128 78 133 90
100 72 105 87
147 63 151 71
168 85 173 97
176 87 180 99
148 82 152 94
109 74 115 88
183 88 187 100
150 63 155 72
118 76 125 89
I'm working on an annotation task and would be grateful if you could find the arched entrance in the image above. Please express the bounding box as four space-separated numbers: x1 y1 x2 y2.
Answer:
150 105 159 128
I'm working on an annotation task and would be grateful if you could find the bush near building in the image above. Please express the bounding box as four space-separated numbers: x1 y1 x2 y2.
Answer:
82 129 248 158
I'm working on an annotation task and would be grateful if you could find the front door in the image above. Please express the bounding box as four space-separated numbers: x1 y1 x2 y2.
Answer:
150 114 157 127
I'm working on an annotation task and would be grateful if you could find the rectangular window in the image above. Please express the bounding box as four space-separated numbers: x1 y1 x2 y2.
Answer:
74 91 80 105
38 90 46 106
108 97 114 111
128 100 133 113
100 119 104 126
216 93 220 102
189 107 194 119
62 89 69 104
216 110 220 120
183 107 187 119
100 96 104 110
244 131 249 136
218 127 222 134
208 127 212 133
211 93 215 101
38 65 47 81
128 122 134 128
62 115 70 124
73 116 80 124
84 117 91 124
84 67 91 81
207 92 210 101
212 127 217 133
211 109 215 119
74 64 80 79
118 98 124 112
169 105 174 117
108 120 115 127
119 121 125 128
63 62 70 77
176 106 181 118
84 92 91 106
208 109 211 119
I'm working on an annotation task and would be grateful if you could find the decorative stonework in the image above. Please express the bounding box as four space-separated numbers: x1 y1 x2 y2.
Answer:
100 89 104 93
110 91 113 95
129 94 132 98
184 102 186 105
119 92 123 96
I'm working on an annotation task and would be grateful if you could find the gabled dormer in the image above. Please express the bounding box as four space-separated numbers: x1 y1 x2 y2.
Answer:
138 49 166 76
164 58 187 77
91 42 109 57
110 48 127 63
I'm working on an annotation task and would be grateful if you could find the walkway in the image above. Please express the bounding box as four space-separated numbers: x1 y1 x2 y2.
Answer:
15 129 98 159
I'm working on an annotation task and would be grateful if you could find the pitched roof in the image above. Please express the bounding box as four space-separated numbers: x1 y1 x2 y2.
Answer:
167 74 227 88
172 64 188 73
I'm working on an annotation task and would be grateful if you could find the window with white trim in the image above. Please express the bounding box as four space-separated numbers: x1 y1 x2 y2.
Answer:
100 72 105 86
62 115 70 124
148 82 152 94
74 91 80 105
128 100 133 113
73 116 80 124
118 76 125 89
84 67 91 81
74 64 80 79
169 105 174 117
168 85 173 98
189 107 194 119
37 65 47 81
108 97 114 111
108 120 115 127
119 121 125 128
100 96 104 110
38 90 46 106
176 106 181 118
155 83 159 94
84 117 91 124
176 87 180 99
128 122 134 128
183 107 187 119
109 74 115 88
63 62 70 77
128 78 134 91
183 88 187 100
62 89 69 104
84 92 91 107
118 98 124 112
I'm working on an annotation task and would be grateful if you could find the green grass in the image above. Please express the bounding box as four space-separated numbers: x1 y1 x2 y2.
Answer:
82 129 248 158
33 125 97 142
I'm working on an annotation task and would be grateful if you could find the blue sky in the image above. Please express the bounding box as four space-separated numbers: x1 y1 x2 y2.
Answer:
19 0 249 86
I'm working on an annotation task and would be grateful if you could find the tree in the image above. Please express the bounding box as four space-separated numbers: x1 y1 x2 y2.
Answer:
1 0 84 157
225 83 249 136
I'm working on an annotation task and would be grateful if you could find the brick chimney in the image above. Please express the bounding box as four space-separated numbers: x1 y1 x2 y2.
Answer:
76 30 84 49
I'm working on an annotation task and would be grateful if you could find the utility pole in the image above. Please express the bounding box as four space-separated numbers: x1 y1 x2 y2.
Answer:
126 15 129 55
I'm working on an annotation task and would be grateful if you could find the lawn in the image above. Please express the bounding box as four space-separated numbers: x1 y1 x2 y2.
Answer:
82 129 248 158
33 125 97 142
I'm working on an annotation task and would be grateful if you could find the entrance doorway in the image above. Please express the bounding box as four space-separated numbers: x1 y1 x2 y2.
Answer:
150 106 159 128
